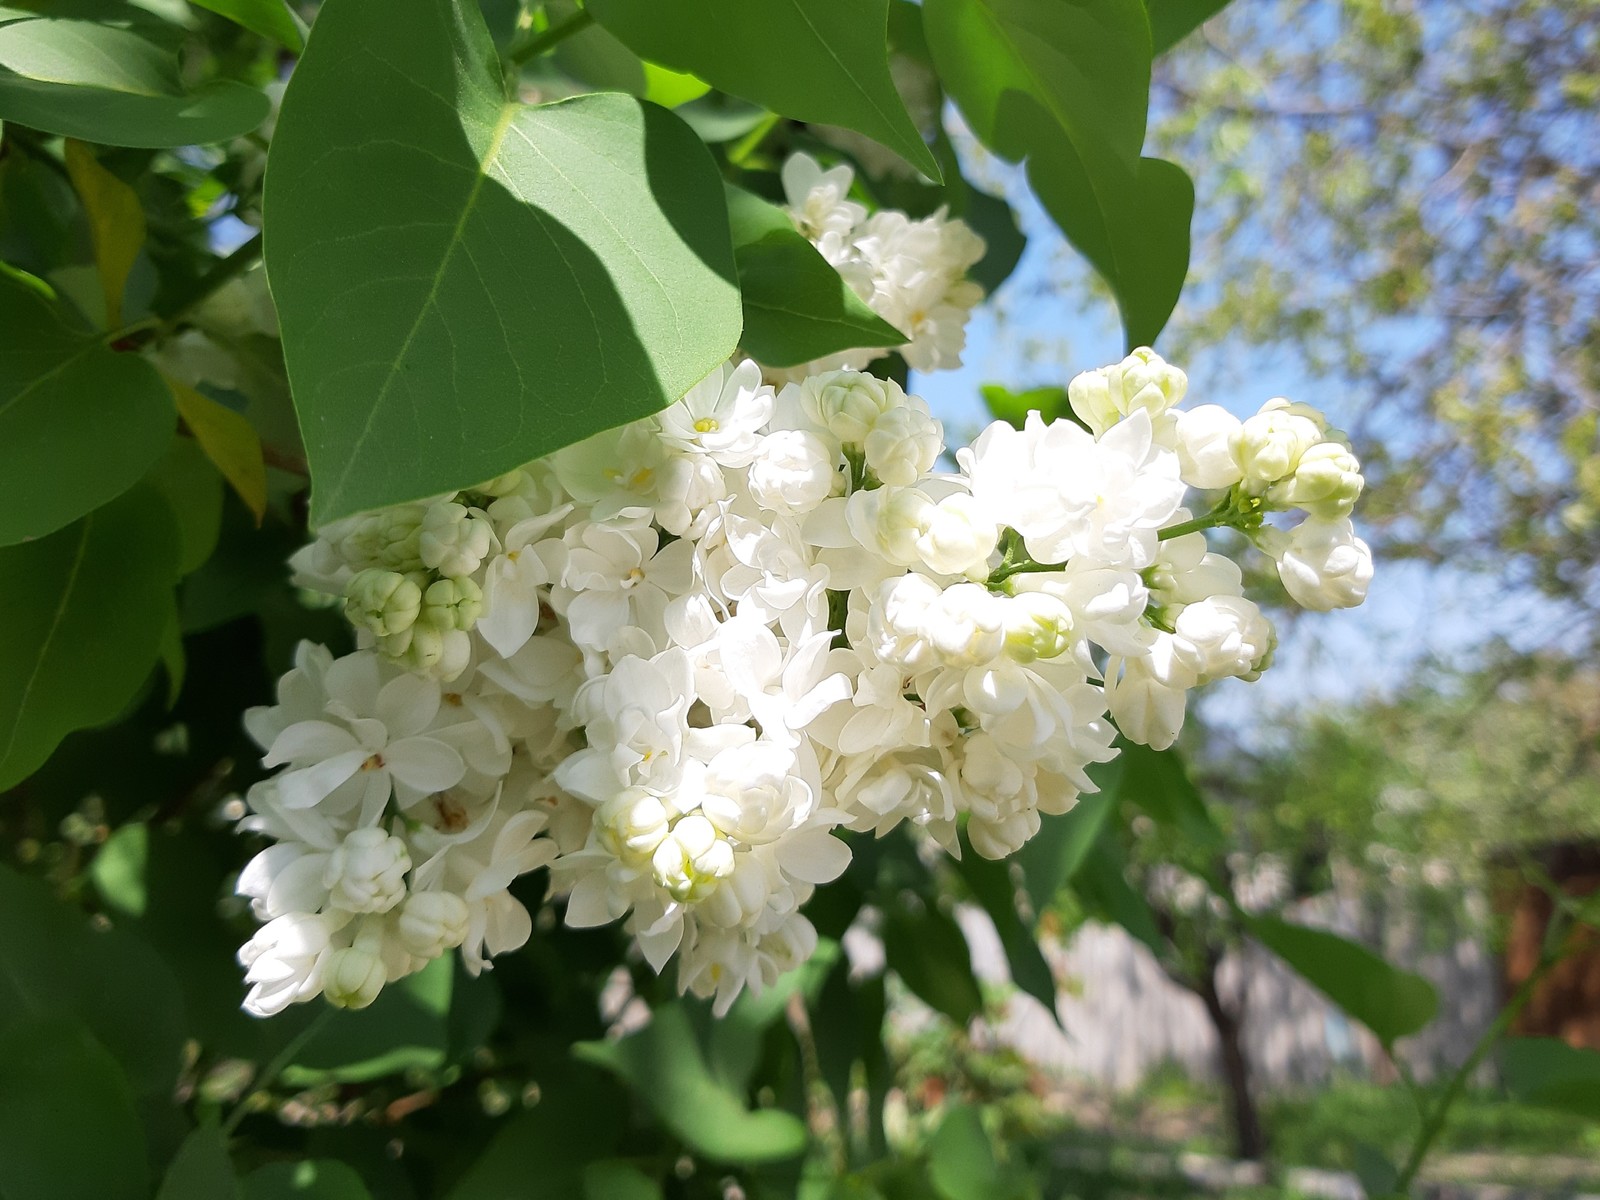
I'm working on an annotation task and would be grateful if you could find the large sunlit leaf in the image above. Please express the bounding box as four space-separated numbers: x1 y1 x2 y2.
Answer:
0 485 181 790
588 0 940 179
575 1003 808 1165
0 18 269 147
0 266 175 545
725 183 905 369
265 0 742 525
924 0 1193 347
1244 915 1439 1047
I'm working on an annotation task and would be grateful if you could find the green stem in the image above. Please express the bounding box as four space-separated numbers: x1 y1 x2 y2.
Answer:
1157 507 1228 542
987 558 1062 587
158 232 264 328
728 111 782 166
1393 909 1570 1191
507 7 594 65
222 1009 336 1136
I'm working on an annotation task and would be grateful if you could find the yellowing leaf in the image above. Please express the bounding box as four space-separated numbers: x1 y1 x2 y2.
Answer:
63 139 144 328
165 376 267 523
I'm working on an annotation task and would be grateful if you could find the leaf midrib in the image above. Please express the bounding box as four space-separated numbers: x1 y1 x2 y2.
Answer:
0 512 90 771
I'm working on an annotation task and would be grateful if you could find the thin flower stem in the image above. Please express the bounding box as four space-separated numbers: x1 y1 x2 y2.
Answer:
728 111 782 166
1157 508 1228 542
1393 907 1571 1190
222 1009 336 1136
507 7 594 65
158 232 264 329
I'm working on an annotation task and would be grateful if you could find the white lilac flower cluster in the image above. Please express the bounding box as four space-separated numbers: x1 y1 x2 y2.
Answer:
234 344 1370 1018
777 152 985 377
233 156 1369 1019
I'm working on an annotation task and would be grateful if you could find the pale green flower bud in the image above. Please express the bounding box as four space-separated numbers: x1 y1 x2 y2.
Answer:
473 468 528 497
323 945 386 1010
1267 440 1364 518
339 504 427 572
382 622 471 680
1002 592 1075 662
1230 399 1324 493
651 814 735 903
344 568 423 638
421 576 484 632
1068 347 1187 436
396 891 470 959
795 371 906 445
419 502 495 577
596 786 670 861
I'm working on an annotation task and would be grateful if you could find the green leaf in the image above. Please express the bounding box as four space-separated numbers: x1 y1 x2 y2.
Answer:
0 865 188 1100
979 383 1070 431
725 182 905 368
264 0 741 525
157 1124 240 1200
0 485 181 790
1244 915 1438 1046
0 19 269 148
1500 1038 1600 1120
91 822 151 918
63 138 144 327
0 1016 148 1200
881 903 983 1025
149 435 226 576
924 0 1194 347
1014 758 1122 916
953 845 1057 1020
1118 742 1221 847
1351 1140 1399 1200
242 1161 371 1200
189 0 306 51
0 266 175 545
550 9 708 108
583 1161 663 1200
1146 0 1231 54
278 956 453 1086
926 1105 1025 1200
1073 835 1164 956
575 1003 808 1164
588 0 939 179
166 377 267 525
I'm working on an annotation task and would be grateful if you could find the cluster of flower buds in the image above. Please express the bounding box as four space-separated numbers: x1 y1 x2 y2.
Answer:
233 156 1369 1018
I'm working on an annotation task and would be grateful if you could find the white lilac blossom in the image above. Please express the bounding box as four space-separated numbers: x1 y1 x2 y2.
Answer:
775 152 986 378
238 312 1370 1015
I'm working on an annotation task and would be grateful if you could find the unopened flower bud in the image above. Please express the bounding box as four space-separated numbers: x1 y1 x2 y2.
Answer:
651 814 734 903
338 504 427 572
926 583 1006 667
1174 405 1244 490
847 486 935 567
864 404 942 486
1172 595 1275 682
794 370 906 444
1231 399 1324 493
383 622 471 680
396 891 471 959
596 787 670 860
324 827 411 913
1268 440 1364 518
419 502 495 577
748 429 839 514
1002 591 1075 662
344 568 423 638
323 945 386 1009
1068 347 1187 436
1271 517 1373 611
421 576 484 632
913 493 998 578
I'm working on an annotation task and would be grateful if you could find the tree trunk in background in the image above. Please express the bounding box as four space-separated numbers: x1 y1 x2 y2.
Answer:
1197 956 1267 1161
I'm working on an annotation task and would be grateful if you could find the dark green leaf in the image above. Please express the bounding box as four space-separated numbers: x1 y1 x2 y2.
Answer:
583 1161 663 1200
1118 742 1221 847
575 1003 808 1164
881 903 982 1025
0 265 175 545
954 845 1056 1020
549 8 707 108
0 1016 148 1200
0 866 188 1100
157 1124 240 1200
958 185 1026 295
242 1161 371 1200
0 484 181 790
1073 836 1164 956
1351 1140 1399 1199
726 182 905 368
0 19 269 148
926 1105 1023 1200
149 436 226 576
1244 915 1438 1046
1146 0 1231 54
1500 1038 1600 1120
924 0 1193 347
1014 758 1122 916
264 0 741 525
190 0 306 51
588 0 939 178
